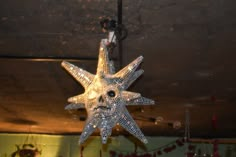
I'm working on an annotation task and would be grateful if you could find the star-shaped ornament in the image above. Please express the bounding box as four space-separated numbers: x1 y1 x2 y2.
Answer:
61 39 155 144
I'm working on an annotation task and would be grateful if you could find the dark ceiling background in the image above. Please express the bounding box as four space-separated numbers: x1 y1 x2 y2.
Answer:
0 0 236 139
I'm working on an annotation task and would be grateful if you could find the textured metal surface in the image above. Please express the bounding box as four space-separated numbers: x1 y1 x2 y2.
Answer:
61 38 154 144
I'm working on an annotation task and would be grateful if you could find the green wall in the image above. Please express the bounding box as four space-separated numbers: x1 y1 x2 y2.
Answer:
0 133 235 157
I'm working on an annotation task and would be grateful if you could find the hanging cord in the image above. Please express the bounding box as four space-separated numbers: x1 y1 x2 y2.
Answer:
116 24 128 41
23 126 34 147
100 17 128 70
185 109 190 142
100 18 128 43
106 24 128 59
22 126 39 149
185 109 195 157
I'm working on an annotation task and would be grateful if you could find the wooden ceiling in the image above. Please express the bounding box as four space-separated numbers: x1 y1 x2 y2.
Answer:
0 0 236 139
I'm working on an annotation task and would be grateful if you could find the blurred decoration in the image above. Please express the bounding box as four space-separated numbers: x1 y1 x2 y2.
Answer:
185 143 196 157
11 133 42 157
213 140 220 157
173 121 182 129
134 115 181 129
191 139 219 157
154 116 163 125
109 138 186 157
66 107 182 130
225 145 236 157
11 144 41 157
225 146 233 157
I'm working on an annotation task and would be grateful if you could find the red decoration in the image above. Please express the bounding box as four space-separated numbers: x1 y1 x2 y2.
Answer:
110 138 186 157
163 147 172 153
176 139 184 146
110 151 116 157
130 153 138 157
144 153 152 157
186 152 195 157
213 140 220 157
188 144 195 151
118 153 123 157
181 137 188 143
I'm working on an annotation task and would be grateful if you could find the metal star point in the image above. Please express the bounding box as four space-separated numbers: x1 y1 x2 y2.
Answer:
61 39 155 144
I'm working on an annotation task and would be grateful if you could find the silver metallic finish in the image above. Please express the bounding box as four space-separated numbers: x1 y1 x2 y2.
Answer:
61 39 155 144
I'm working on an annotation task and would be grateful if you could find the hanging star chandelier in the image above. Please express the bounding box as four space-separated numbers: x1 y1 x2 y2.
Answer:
61 38 155 144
